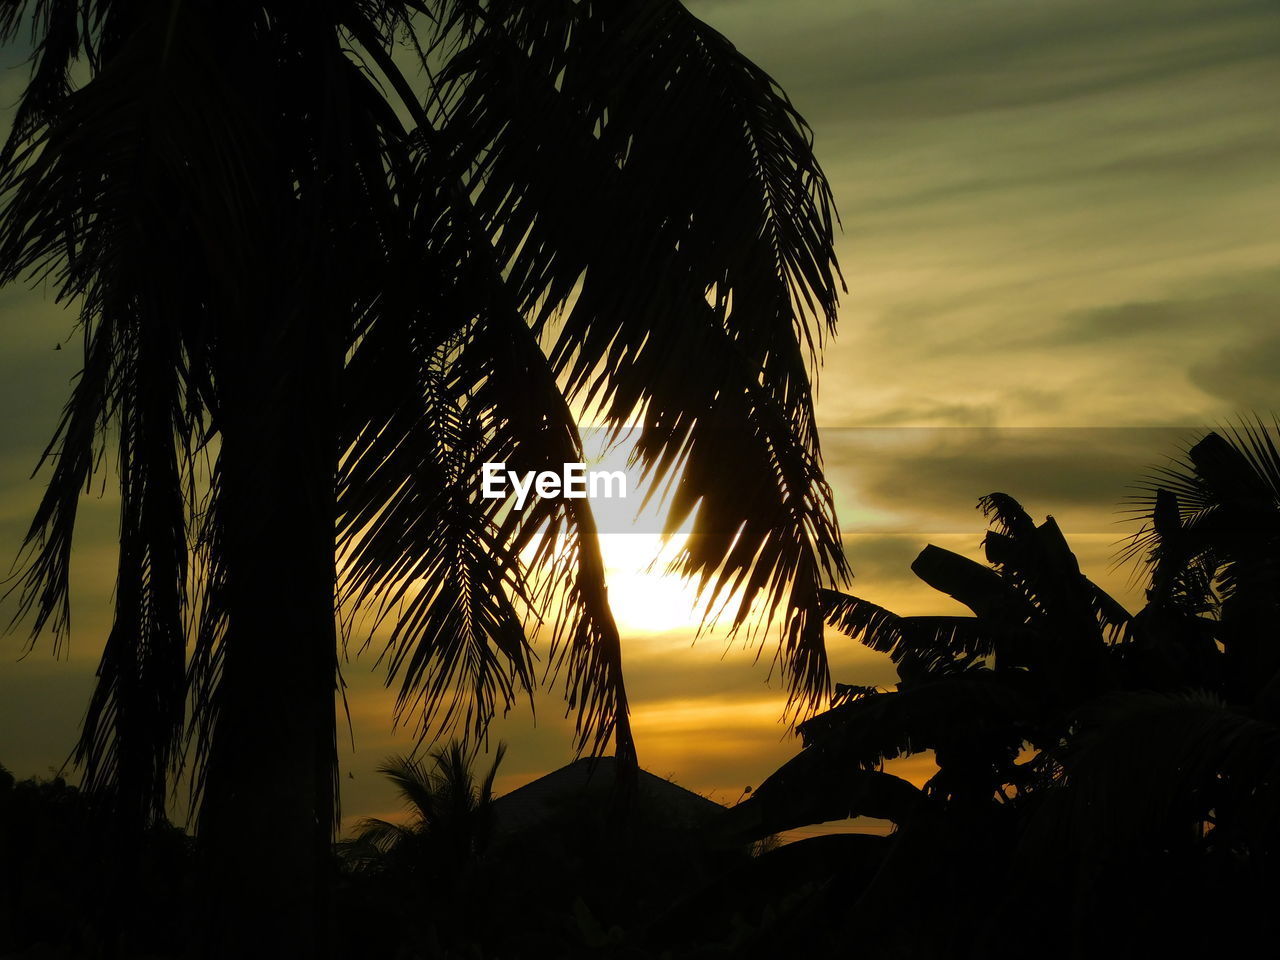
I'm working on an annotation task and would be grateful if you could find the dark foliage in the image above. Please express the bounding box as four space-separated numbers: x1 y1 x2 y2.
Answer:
0 764 192 958
724 427 1280 958
0 1 844 952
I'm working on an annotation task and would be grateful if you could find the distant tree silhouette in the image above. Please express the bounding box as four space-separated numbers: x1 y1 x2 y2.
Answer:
0 764 191 957
0 1 845 952
336 742 503 953
340 741 504 878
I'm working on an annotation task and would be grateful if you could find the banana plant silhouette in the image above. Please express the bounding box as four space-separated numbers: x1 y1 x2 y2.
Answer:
0 1 846 953
722 493 1139 957
730 493 1127 843
729 427 1280 957
997 423 1280 956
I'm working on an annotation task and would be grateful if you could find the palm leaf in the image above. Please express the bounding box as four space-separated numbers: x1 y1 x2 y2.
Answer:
797 670 1042 764
427 0 848 713
820 587 995 675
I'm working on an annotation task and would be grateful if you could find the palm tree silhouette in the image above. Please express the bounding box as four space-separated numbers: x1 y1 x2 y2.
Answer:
1122 422 1280 701
726 494 1166 955
1002 423 1280 955
336 742 506 955
340 741 505 879
0 1 846 951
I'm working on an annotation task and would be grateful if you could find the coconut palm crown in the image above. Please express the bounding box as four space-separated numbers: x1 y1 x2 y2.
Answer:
0 1 846 951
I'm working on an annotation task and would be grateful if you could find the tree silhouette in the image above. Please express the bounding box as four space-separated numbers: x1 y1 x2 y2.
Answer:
1003 423 1280 956
340 741 505 878
730 494 1126 841
0 1 845 952
0 764 191 957
1122 422 1280 700
726 428 1280 957
335 742 504 953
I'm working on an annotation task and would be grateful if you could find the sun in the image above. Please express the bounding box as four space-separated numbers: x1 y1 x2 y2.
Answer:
575 431 712 636
595 532 704 635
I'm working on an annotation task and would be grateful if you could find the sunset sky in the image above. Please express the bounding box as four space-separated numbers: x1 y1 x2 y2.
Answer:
1 0 1277 831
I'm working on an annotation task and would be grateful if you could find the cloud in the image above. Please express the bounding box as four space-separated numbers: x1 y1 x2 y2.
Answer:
691 0 1280 431
1191 333 1280 411
823 425 1192 530
1025 270 1280 348
694 0 1279 126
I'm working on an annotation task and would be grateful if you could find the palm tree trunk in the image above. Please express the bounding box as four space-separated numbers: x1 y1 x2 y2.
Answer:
614 701 637 771
198 309 340 957
571 507 639 791
612 675 639 806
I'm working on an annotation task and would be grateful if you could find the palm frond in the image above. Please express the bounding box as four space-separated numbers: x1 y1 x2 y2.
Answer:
340 336 536 743
477 740 506 806
909 544 1036 625
73 306 191 828
427 0 848 714
339 147 634 756
1123 423 1280 575
350 816 416 855
348 739 507 868
0 0 84 167
379 753 448 825
977 492 1036 539
1120 425 1280 701
0 2 243 820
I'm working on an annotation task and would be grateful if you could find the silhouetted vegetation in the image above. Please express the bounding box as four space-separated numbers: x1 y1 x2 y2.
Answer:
5 427 1279 957
331 747 752 958
723 424 1280 958
0 764 190 958
0 1 845 953
1 1 1270 957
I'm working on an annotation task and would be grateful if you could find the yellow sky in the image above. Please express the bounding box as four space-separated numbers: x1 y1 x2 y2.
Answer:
1 0 1278 830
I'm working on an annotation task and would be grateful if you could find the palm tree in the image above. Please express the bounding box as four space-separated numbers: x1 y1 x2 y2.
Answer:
336 742 506 955
340 741 505 879
997 423 1280 955
1122 422 1280 701
0 1 846 952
